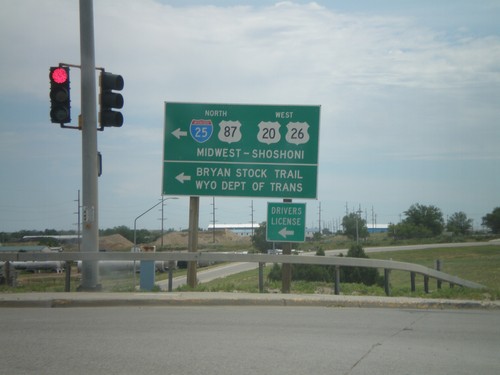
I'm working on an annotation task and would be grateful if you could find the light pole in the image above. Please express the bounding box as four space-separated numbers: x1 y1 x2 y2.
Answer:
132 197 178 290
133 197 178 251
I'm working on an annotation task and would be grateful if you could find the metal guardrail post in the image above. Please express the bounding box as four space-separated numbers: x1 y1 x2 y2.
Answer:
334 265 340 295
65 261 72 292
5 261 11 286
436 259 442 289
384 269 391 296
410 272 416 292
258 262 264 293
168 260 174 292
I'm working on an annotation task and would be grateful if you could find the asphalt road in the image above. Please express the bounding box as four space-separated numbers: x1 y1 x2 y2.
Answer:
157 261 259 290
1 306 498 374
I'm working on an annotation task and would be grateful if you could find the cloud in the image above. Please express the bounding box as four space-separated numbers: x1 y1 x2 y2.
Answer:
1 0 499 231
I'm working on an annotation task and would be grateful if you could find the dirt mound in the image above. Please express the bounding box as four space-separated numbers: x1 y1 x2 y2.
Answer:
96 231 250 251
99 234 134 251
155 230 251 247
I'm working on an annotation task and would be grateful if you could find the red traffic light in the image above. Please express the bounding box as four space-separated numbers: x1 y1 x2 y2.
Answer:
51 67 68 84
49 66 71 124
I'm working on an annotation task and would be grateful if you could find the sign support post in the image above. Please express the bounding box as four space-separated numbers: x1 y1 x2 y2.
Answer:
281 199 292 293
187 196 199 288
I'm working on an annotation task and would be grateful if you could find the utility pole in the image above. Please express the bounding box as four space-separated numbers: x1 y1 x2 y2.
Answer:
211 197 216 243
74 190 81 252
318 201 322 235
356 205 362 244
79 0 100 290
250 200 255 237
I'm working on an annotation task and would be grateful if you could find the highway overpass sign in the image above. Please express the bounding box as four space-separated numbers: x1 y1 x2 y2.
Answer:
162 102 320 198
266 202 306 242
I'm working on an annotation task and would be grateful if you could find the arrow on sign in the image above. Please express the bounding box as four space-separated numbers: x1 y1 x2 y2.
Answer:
279 227 295 239
172 128 187 139
175 172 191 184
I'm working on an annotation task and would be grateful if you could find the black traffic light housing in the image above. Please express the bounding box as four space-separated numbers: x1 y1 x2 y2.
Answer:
99 71 124 127
49 66 71 124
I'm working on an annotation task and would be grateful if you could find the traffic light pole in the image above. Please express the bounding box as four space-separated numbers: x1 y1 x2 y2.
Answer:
78 0 100 290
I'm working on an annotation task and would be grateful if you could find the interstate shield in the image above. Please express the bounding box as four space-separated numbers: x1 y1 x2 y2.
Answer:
190 119 213 143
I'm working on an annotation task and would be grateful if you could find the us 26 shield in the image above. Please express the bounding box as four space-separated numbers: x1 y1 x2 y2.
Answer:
190 119 213 143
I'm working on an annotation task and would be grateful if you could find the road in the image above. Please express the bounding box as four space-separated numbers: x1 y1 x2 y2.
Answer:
1 306 498 374
157 261 258 290
158 241 499 290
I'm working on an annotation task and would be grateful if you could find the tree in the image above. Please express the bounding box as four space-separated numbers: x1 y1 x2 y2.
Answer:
482 207 500 234
403 203 444 237
447 211 473 235
342 212 369 240
267 248 334 283
388 222 432 239
341 244 380 286
251 222 273 253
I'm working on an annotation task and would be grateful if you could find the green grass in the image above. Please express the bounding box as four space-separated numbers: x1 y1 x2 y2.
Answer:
179 245 500 300
368 246 500 289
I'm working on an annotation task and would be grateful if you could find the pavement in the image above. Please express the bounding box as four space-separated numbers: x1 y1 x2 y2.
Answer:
1 292 499 310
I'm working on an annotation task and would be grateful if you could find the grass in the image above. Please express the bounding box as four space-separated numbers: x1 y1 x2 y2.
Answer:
178 245 500 301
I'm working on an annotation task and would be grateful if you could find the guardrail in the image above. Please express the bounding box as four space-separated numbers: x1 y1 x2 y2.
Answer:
1 251 485 294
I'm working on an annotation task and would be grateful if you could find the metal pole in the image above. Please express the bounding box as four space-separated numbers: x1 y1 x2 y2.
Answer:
79 0 99 290
133 197 178 251
133 197 177 290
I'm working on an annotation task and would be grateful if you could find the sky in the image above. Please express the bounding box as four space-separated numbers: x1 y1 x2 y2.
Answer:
1 0 499 233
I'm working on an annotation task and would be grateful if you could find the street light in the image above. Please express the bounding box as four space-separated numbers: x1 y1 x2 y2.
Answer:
132 197 178 290
133 197 178 252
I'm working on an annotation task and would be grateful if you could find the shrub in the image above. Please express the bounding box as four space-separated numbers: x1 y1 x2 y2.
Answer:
341 244 381 286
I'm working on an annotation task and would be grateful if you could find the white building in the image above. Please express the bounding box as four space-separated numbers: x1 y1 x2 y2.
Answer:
206 223 260 236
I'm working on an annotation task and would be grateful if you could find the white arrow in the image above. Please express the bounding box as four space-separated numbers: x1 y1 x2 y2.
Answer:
175 172 191 184
171 128 187 139
279 227 295 239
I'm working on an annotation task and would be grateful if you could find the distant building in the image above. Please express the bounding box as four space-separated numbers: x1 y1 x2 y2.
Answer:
367 224 389 234
306 227 320 239
22 235 80 243
0 245 57 253
206 223 260 236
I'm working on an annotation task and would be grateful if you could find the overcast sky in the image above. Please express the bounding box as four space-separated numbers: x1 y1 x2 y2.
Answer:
1 0 499 233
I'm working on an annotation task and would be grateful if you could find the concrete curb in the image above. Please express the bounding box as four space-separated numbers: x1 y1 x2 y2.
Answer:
1 292 499 310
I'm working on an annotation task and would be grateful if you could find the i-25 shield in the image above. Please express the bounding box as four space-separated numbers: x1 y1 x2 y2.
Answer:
190 119 213 143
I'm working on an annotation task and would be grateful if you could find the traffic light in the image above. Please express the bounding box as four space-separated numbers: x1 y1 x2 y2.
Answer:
99 71 124 127
49 66 71 124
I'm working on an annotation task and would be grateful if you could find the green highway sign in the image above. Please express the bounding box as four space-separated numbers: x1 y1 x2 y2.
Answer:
266 202 306 242
162 102 320 198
